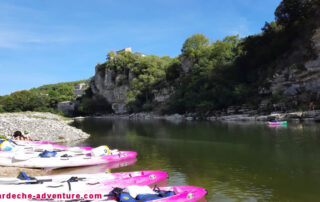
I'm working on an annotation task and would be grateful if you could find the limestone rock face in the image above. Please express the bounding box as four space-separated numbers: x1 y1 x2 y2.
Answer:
153 87 174 103
267 28 320 100
57 101 78 116
180 56 195 73
74 81 89 97
91 69 129 114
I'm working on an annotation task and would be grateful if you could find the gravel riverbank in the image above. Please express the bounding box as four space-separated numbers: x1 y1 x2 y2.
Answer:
0 112 90 142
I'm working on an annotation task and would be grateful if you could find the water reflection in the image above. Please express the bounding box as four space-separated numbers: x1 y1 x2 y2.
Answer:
73 119 320 201
47 158 137 175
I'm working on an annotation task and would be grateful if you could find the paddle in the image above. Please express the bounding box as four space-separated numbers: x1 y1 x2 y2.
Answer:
0 178 53 185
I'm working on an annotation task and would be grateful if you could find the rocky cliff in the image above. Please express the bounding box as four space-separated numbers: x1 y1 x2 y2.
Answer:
261 27 320 109
90 66 175 114
90 68 130 114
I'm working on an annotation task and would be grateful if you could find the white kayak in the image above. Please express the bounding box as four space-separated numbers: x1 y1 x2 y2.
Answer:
0 150 137 168
0 139 92 153
0 139 137 169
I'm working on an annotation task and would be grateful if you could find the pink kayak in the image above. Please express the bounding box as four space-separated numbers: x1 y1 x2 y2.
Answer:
268 121 287 126
92 185 207 202
153 186 207 202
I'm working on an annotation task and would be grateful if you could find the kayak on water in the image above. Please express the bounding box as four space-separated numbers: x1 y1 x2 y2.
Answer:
0 170 168 194
268 121 287 126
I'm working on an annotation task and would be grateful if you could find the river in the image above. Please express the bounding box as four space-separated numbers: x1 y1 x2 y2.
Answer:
72 119 320 201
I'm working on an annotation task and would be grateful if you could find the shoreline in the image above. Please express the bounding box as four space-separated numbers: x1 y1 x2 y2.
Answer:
73 110 320 123
0 112 90 142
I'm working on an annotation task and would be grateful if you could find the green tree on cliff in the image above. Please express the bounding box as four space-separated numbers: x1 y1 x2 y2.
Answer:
127 55 170 104
275 0 313 28
181 33 210 59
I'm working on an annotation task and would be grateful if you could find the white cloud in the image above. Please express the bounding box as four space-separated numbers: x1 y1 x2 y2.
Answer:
0 29 79 49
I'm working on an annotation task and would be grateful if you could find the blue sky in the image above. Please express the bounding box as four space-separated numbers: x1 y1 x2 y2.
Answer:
0 0 282 95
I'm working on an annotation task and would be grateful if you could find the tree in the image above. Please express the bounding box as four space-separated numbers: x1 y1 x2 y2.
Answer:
127 55 168 103
211 35 242 66
275 0 313 28
181 34 210 59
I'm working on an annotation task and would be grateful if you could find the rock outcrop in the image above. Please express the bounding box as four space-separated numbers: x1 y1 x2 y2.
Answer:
207 110 320 122
90 65 174 114
90 69 130 114
180 56 195 73
0 112 90 142
152 87 174 103
265 28 320 105
74 81 89 97
57 101 78 117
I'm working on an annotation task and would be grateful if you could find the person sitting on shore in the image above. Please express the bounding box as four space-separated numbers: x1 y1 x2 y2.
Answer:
12 131 28 140
23 130 32 141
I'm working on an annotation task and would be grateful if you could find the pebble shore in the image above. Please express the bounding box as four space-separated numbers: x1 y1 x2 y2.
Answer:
0 112 90 142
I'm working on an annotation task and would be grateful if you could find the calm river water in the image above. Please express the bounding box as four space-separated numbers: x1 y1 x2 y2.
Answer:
72 119 320 201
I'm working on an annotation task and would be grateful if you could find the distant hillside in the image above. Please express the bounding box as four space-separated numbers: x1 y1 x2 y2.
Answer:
0 80 88 113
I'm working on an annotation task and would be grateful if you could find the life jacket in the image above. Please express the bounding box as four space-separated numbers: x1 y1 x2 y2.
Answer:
38 150 57 158
110 187 175 202
0 140 13 151
136 191 175 201
109 188 135 202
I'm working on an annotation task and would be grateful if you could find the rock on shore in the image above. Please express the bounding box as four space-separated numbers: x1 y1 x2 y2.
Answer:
207 110 320 122
74 112 193 123
75 110 320 123
0 112 90 142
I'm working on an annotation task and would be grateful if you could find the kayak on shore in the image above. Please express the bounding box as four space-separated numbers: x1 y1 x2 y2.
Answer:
0 150 137 168
0 139 92 152
0 141 137 168
0 170 168 193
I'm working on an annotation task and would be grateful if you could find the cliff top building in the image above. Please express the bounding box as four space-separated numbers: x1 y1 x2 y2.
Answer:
116 47 146 57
